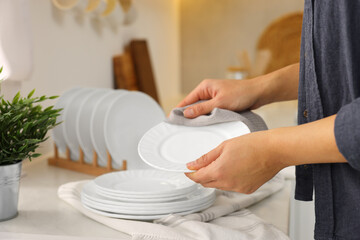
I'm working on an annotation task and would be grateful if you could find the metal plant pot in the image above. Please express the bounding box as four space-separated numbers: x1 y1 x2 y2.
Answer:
0 161 22 221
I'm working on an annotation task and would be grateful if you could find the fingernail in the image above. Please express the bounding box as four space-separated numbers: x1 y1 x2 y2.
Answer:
187 161 195 169
184 108 194 118
185 172 195 177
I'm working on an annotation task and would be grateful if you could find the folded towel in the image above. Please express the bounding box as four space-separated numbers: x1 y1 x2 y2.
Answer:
58 175 288 240
279 166 296 180
0 232 119 240
166 102 268 132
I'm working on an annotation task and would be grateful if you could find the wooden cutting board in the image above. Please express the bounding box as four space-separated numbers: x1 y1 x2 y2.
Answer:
113 48 138 91
129 40 159 103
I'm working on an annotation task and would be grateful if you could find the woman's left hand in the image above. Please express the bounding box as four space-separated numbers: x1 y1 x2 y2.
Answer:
185 131 286 194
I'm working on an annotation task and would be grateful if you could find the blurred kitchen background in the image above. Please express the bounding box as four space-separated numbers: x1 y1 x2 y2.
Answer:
1 0 304 155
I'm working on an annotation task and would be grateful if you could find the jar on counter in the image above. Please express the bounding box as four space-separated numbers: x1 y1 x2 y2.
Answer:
226 67 249 80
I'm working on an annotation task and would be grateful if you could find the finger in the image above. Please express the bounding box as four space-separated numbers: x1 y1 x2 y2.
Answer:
201 179 237 192
188 168 230 190
176 93 202 109
185 167 215 184
183 99 216 118
175 87 203 108
175 82 211 108
187 145 222 171
201 180 224 189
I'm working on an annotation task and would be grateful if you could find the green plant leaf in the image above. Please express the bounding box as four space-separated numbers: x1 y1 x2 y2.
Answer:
12 92 21 104
31 153 41 158
27 89 35 98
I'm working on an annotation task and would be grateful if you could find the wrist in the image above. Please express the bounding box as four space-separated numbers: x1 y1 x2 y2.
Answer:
253 63 300 106
258 72 279 105
263 116 347 168
253 130 290 172
246 75 274 109
263 128 293 169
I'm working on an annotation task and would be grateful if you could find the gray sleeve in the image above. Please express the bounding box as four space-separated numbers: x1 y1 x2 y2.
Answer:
334 97 360 171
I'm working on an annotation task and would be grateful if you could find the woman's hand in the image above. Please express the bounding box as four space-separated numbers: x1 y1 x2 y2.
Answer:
185 131 286 194
176 78 267 119
185 115 348 193
176 63 300 119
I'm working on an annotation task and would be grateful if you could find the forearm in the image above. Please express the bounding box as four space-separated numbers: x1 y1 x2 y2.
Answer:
257 63 300 106
267 115 347 168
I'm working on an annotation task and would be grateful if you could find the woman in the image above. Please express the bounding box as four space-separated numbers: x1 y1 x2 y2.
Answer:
179 1 360 239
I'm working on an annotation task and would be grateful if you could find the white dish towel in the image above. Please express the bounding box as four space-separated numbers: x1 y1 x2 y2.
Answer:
0 232 119 240
58 175 289 240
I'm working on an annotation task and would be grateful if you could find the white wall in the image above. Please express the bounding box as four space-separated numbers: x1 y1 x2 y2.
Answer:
2 0 180 154
1 0 303 151
23 0 180 102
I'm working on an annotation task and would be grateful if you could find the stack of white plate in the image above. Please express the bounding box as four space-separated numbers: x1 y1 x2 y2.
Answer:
81 170 216 220
52 88 165 169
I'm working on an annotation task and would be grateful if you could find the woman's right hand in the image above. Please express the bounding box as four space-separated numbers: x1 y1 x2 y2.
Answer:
176 63 300 118
176 78 269 119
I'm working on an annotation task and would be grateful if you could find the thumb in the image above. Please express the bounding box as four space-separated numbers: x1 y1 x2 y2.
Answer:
183 100 215 118
187 145 222 171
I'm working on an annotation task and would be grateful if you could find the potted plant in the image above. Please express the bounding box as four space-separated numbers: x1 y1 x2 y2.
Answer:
0 67 61 221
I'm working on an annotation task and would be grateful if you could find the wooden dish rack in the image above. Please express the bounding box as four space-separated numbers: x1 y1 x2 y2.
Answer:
48 144 127 176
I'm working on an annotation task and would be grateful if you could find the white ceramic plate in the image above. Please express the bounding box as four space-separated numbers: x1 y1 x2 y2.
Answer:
82 181 215 210
138 121 251 172
63 88 95 160
104 92 165 170
93 170 196 196
82 195 215 215
76 89 113 163
90 90 128 167
82 200 214 220
94 187 196 203
53 87 83 154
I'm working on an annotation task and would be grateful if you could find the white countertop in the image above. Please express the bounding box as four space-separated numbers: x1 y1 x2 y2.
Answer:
0 155 291 239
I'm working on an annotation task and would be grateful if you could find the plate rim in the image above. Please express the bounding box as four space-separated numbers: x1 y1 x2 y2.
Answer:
93 169 196 195
82 181 215 208
81 195 215 214
82 200 214 220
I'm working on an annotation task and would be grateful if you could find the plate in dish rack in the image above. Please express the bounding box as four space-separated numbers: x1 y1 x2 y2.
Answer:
90 90 128 167
138 121 250 172
103 91 165 170
76 89 113 164
53 87 83 155
63 88 95 160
